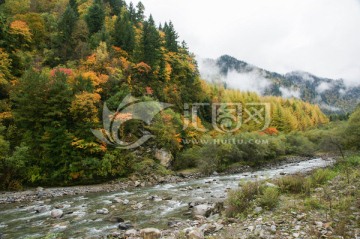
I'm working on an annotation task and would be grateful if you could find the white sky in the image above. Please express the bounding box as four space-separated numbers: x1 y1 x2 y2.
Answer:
132 0 360 85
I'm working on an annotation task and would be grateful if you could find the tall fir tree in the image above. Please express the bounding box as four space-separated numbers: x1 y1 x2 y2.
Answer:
135 1 145 22
142 15 161 69
113 11 135 53
85 0 105 35
69 0 79 16
58 4 78 60
109 0 124 16
128 2 136 23
163 21 178 52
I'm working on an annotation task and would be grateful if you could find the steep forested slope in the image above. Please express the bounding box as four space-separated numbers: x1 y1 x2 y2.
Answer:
0 0 329 188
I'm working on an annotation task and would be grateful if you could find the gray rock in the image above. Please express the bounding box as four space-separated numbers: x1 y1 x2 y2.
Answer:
264 182 278 188
315 221 323 228
118 222 133 230
192 204 213 217
96 208 109 215
125 229 137 237
51 209 63 218
296 213 306 220
155 149 173 168
140 228 161 239
132 202 144 209
254 207 263 213
34 205 49 213
112 197 123 203
187 228 204 239
293 232 300 238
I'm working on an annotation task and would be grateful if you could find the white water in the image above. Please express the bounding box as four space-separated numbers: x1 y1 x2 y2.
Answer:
0 158 333 238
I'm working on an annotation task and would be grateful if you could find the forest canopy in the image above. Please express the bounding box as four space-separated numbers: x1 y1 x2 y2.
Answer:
0 0 333 189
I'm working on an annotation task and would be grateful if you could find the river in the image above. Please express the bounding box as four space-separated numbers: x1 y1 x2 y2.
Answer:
0 158 333 238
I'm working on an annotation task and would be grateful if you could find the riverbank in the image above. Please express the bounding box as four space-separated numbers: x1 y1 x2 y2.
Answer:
167 155 360 239
0 155 321 204
0 157 334 238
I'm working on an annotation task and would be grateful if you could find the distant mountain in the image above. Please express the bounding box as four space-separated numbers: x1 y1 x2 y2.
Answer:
199 55 360 114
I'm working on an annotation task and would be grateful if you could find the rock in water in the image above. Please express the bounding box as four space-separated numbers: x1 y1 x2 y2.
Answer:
118 222 133 230
34 205 49 213
51 209 63 218
96 208 109 215
192 204 213 217
140 228 161 239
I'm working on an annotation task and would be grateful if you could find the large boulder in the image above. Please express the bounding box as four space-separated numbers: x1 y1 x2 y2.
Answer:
50 209 63 218
187 228 204 239
140 228 161 239
192 204 213 217
155 149 173 168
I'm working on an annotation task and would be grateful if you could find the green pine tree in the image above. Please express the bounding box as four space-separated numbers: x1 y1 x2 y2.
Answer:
128 2 136 23
113 11 135 53
163 21 179 52
142 15 161 69
57 4 77 61
109 0 124 16
135 1 145 22
85 0 105 35
69 0 79 16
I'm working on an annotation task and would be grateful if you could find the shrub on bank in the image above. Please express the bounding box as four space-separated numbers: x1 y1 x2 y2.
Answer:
258 187 280 209
226 181 260 217
310 168 337 186
276 174 308 194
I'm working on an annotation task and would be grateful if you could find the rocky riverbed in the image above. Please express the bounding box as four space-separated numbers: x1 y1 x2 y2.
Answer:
0 157 334 238
0 156 312 205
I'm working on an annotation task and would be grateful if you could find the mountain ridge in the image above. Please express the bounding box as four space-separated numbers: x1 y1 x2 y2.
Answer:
200 55 360 114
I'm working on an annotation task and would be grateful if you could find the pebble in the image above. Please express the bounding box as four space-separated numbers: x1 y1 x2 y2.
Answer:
140 228 161 239
96 208 109 215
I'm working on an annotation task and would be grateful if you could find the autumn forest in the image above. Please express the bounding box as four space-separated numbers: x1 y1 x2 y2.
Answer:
0 0 358 191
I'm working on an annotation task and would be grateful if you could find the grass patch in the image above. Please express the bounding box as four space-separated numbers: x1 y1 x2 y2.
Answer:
304 197 325 210
258 187 280 209
225 181 260 217
276 174 308 194
310 168 337 186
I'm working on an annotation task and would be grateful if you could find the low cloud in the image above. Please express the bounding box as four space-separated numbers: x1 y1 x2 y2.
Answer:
279 87 301 99
198 58 271 94
225 69 271 94
319 104 341 112
316 82 332 93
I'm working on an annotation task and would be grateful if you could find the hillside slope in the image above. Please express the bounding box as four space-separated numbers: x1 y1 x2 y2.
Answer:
200 55 360 114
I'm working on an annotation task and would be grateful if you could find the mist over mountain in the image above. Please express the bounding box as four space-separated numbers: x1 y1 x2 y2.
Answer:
199 55 360 114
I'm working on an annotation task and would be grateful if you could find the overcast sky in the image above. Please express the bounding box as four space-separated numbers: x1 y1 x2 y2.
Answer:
132 0 360 85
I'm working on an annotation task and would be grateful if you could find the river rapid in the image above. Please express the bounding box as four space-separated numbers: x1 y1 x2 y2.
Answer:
0 158 333 238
